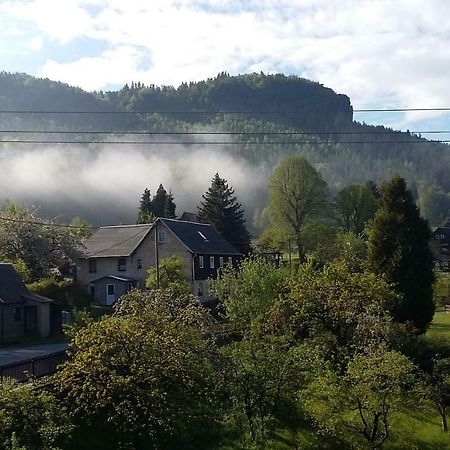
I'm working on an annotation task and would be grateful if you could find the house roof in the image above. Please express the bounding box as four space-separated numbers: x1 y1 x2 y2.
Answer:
0 264 53 305
81 224 152 258
0 263 29 304
89 275 136 283
159 218 241 255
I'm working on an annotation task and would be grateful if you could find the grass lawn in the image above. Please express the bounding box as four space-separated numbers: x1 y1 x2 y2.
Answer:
428 310 450 339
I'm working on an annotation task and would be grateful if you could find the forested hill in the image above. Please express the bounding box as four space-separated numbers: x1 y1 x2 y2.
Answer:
1 71 450 225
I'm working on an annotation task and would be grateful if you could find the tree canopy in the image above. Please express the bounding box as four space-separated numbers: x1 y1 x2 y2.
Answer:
198 173 251 254
267 156 328 261
367 175 435 334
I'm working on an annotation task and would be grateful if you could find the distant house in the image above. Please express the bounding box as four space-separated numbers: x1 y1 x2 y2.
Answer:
432 227 450 270
178 211 202 223
78 218 242 305
0 264 62 342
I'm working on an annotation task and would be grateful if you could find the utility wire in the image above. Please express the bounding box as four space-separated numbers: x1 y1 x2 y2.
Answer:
0 130 449 135
0 139 447 145
0 216 98 229
1 107 450 114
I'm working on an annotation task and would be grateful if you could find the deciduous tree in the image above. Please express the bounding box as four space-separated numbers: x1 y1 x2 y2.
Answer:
267 156 328 262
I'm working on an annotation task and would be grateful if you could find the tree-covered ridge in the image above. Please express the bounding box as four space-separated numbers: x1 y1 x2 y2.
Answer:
2 71 450 224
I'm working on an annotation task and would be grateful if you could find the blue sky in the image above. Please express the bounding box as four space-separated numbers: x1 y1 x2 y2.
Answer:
2 0 450 132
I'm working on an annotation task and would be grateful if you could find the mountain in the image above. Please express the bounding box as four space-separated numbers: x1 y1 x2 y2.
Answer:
0 71 449 226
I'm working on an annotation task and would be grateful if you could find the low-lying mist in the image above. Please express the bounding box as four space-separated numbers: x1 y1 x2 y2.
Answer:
0 145 271 228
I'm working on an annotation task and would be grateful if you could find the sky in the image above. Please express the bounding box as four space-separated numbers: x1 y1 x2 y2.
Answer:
2 0 450 131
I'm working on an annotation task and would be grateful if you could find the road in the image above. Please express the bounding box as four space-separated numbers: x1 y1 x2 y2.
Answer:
0 342 68 366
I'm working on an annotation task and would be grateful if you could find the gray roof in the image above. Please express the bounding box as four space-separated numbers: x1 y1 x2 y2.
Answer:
81 224 152 258
159 218 241 255
0 264 53 304
0 264 28 304
90 275 136 283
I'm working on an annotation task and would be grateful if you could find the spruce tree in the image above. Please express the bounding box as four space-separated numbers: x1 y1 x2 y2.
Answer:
137 188 155 224
198 173 251 254
151 184 176 218
367 175 435 333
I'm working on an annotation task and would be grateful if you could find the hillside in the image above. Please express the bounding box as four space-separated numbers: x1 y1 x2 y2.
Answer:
0 71 449 226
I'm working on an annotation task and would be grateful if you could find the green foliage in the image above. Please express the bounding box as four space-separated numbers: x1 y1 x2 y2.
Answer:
198 173 251 254
0 203 81 280
334 183 378 235
268 156 329 261
0 381 72 450
282 262 402 367
211 257 289 332
69 216 93 240
367 175 435 334
220 334 304 445
434 273 450 309
58 289 221 450
27 278 91 310
145 255 191 294
137 185 176 223
303 349 418 449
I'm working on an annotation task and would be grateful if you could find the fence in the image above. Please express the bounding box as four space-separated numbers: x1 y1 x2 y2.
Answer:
0 350 68 382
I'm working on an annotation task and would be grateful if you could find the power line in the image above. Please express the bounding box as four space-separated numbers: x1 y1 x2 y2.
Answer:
0 216 97 229
0 130 449 136
0 139 447 145
1 107 450 114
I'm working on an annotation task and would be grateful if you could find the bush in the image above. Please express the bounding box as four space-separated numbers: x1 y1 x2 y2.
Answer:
27 278 91 310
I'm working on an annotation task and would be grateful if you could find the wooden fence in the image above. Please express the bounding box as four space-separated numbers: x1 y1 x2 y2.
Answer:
0 350 68 382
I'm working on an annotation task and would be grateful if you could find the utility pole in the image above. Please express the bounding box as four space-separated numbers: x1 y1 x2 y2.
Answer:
154 226 160 288
288 238 292 273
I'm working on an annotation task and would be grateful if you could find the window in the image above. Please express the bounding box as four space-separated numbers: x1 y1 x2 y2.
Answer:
137 258 143 269
219 256 224 267
13 307 21 322
89 286 95 297
436 235 440 240
199 256 204 269
442 234 445 239
210 256 215 268
118 257 126 271
228 256 233 266
157 231 166 243
127 283 132 292
88 259 97 273
107 284 115 296
197 281 203 297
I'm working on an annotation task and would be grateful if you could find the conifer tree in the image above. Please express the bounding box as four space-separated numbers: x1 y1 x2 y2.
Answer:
367 175 435 333
151 184 176 218
198 173 251 254
137 188 155 224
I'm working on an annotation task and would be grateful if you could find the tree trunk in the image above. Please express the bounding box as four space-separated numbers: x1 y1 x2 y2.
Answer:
296 238 305 263
440 406 448 432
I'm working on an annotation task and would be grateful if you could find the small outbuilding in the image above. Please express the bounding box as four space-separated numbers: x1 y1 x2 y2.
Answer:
0 264 61 342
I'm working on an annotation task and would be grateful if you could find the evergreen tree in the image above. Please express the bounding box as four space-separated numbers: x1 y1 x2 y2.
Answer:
367 175 435 333
151 184 176 218
198 173 251 254
137 188 155 224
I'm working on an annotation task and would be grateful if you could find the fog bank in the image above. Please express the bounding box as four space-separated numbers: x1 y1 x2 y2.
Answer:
0 145 270 227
